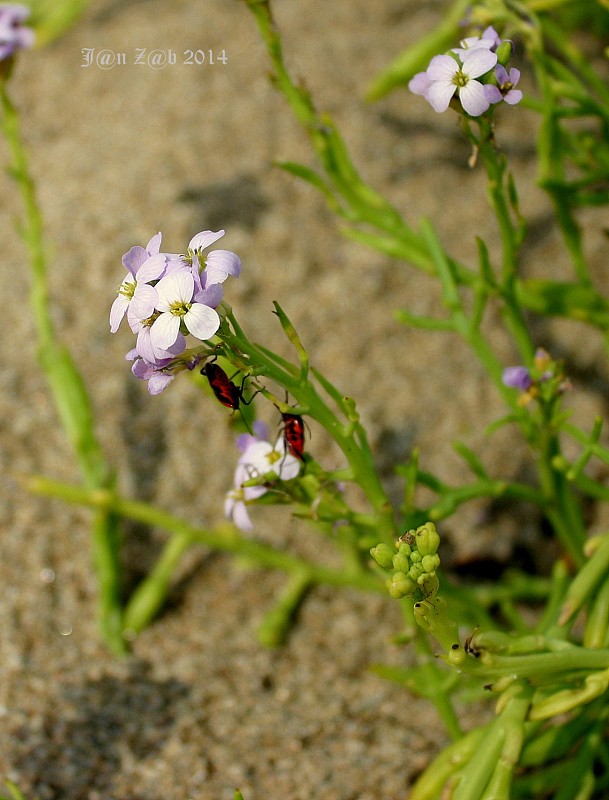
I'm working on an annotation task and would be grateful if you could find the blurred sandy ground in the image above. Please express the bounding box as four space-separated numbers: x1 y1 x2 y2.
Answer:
1 1 608 797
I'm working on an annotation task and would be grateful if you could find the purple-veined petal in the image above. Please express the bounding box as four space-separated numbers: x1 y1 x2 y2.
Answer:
484 84 503 104
195 283 223 308
495 64 509 85
135 326 157 362
136 253 167 283
164 254 190 275
109 295 129 333
409 71 433 96
461 47 497 79
146 231 162 255
148 372 175 395
122 245 148 276
188 230 225 252
150 311 181 350
427 54 458 81
504 89 523 105
508 68 521 85
155 270 195 310
128 283 158 322
205 249 242 283
482 26 501 47
426 80 457 113
183 303 220 340
459 80 490 116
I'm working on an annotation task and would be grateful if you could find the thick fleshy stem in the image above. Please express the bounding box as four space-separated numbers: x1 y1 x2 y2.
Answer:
0 83 125 654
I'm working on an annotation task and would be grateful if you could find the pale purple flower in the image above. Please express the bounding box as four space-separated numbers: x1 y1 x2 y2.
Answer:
127 350 176 395
502 366 533 391
188 229 242 285
481 26 502 49
110 233 167 333
225 462 267 532
484 65 523 106
225 423 301 532
452 31 497 57
425 49 497 116
238 437 301 481
131 314 186 362
0 4 34 60
149 270 220 351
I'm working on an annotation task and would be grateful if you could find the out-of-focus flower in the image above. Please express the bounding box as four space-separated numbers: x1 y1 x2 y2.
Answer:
502 365 533 391
0 4 34 61
225 422 301 532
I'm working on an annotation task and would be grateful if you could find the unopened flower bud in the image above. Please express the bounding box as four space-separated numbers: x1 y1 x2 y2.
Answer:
370 544 394 569
415 522 441 556
408 562 424 582
387 571 416 599
495 40 513 66
422 554 440 574
392 547 411 573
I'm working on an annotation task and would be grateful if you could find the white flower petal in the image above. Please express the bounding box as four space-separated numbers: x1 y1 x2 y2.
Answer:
426 80 457 113
148 372 175 395
233 500 254 532
184 303 220 340
427 55 458 81
271 438 301 480
188 229 225 252
240 441 274 473
129 283 158 322
150 312 181 350
136 327 157 362
461 48 497 79
155 270 194 310
459 80 490 116
109 295 129 332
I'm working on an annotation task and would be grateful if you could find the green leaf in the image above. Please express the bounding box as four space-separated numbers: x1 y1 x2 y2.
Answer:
518 279 609 327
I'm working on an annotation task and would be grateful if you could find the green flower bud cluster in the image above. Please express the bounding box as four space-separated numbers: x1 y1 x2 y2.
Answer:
370 522 441 600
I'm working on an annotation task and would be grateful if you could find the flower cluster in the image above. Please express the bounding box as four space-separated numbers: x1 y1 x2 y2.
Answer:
110 230 241 394
0 4 34 62
409 26 522 117
502 348 570 406
225 421 301 532
370 522 441 601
